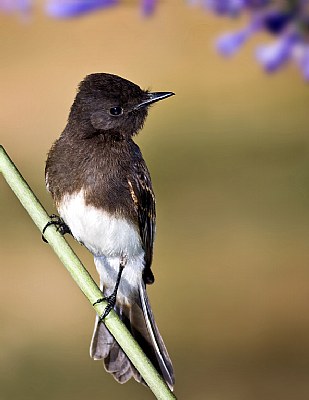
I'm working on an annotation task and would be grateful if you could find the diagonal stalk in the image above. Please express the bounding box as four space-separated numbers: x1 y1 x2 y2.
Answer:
0 145 176 400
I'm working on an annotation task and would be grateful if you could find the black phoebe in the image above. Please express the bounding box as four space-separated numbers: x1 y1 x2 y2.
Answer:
45 73 175 389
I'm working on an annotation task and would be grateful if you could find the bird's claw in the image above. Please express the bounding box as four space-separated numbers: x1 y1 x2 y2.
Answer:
93 294 117 321
42 214 71 243
93 254 127 320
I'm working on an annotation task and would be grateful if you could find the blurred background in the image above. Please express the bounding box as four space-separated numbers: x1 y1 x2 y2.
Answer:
1 1 309 399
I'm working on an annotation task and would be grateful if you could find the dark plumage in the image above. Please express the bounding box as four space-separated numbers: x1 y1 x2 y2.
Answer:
45 73 175 389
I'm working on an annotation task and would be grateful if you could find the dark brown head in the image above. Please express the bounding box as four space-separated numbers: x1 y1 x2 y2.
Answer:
67 73 174 139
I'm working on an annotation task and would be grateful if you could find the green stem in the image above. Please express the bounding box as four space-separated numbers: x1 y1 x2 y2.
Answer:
0 145 176 400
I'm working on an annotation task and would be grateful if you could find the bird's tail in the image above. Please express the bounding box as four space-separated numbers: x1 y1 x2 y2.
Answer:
90 280 174 390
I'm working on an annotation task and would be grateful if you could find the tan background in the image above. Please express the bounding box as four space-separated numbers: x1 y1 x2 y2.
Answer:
1 2 309 399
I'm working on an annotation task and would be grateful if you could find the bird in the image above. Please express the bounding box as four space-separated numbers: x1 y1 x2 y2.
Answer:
45 73 175 389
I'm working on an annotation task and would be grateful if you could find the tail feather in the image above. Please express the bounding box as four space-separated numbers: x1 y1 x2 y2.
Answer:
90 316 113 360
138 283 174 388
90 282 174 390
90 313 141 383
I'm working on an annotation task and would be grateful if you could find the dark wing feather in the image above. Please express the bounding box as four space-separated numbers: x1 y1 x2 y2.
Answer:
128 162 156 284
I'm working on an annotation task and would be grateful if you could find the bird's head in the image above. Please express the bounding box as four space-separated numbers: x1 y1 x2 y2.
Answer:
68 73 174 140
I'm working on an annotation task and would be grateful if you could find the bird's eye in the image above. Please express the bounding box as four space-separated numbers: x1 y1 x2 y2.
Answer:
109 106 123 116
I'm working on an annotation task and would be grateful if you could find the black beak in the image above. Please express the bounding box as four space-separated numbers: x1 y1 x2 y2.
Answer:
133 91 175 111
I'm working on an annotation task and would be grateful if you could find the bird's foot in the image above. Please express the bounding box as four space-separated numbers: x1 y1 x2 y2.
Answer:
42 214 71 243
93 254 128 320
94 293 117 321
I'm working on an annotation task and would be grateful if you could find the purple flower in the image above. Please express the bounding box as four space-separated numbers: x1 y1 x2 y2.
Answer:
45 0 118 18
1 0 309 81
216 16 261 56
1 0 158 18
205 0 246 16
263 11 294 34
216 30 249 56
141 0 157 16
194 0 309 80
0 0 31 14
255 34 295 72
293 44 309 81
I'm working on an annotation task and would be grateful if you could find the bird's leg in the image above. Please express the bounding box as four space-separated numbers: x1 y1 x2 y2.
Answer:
42 214 72 243
94 254 128 320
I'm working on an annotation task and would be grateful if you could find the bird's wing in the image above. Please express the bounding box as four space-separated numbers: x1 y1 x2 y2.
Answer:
128 163 156 284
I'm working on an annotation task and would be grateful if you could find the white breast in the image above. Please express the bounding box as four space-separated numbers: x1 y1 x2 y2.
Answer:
58 190 143 258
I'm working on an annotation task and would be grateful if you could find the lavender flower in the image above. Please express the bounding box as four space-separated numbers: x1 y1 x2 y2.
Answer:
45 0 118 18
1 0 309 80
216 17 261 56
216 30 250 56
0 0 31 15
256 33 297 72
0 0 157 18
205 0 246 16
191 0 309 81
141 0 157 16
45 0 157 18
294 44 309 80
